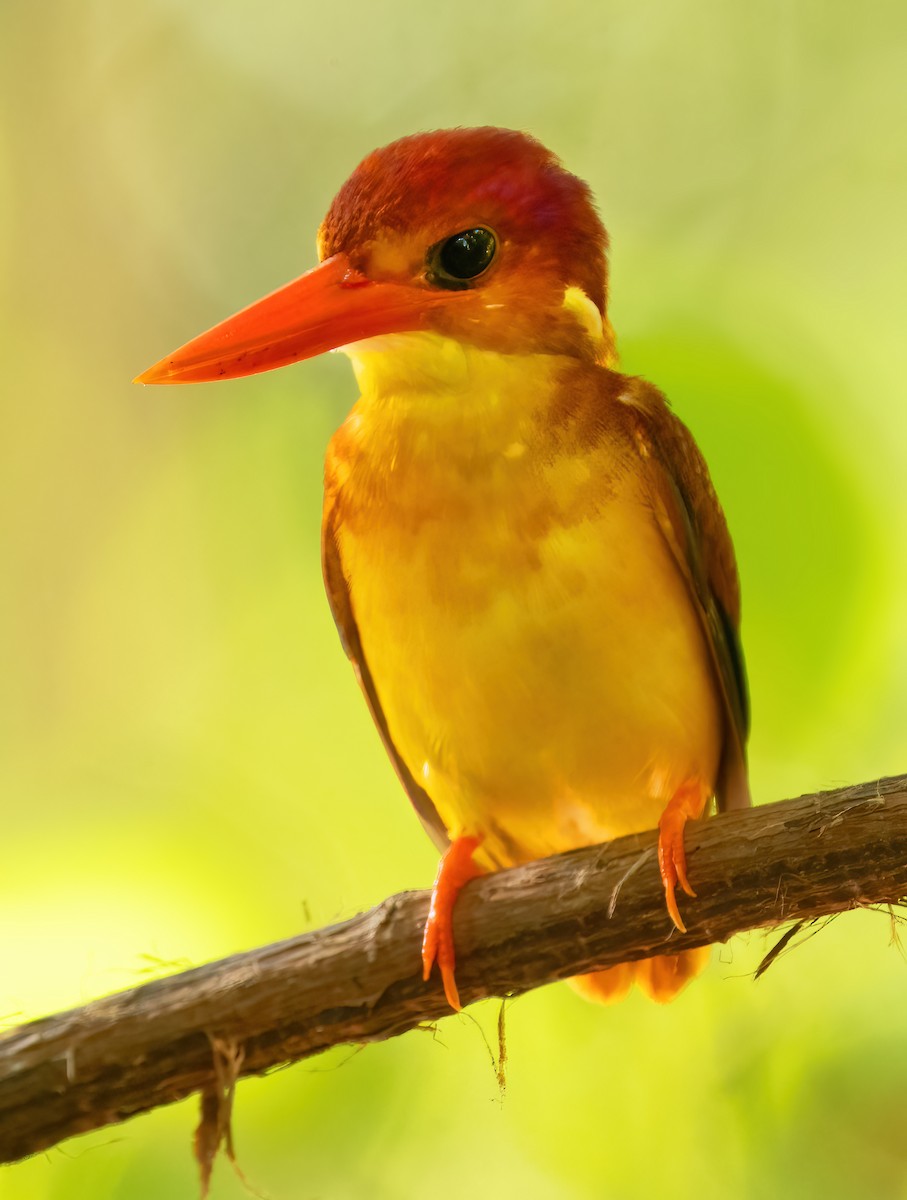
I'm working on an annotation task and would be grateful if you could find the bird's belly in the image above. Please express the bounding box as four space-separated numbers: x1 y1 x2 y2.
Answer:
338 486 723 871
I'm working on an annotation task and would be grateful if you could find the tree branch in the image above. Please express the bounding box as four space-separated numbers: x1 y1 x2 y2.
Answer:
2 774 905 1165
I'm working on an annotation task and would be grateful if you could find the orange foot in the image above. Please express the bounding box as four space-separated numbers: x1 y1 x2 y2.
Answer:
422 835 484 1011
657 780 709 932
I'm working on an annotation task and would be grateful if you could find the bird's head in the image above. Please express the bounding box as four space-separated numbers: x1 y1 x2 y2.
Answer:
137 128 614 385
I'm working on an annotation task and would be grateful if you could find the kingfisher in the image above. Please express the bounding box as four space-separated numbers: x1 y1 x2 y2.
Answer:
137 127 750 1009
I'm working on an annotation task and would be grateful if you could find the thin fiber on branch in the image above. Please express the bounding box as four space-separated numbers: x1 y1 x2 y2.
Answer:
1 774 905 1165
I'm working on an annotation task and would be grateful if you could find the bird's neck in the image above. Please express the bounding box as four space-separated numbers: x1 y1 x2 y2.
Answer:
334 332 570 473
324 330 632 553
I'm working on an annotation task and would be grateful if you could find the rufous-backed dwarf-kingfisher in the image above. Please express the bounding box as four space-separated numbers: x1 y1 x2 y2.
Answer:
137 127 750 1009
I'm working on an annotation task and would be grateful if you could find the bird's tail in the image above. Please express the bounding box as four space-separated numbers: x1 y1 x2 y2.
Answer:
568 946 711 1005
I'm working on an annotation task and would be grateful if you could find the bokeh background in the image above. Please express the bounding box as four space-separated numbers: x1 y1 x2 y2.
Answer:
2 1 906 1197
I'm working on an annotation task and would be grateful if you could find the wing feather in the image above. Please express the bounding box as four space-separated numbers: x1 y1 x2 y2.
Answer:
624 378 751 811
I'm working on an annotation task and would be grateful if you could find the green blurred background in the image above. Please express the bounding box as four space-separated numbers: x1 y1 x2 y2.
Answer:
2 1 906 1197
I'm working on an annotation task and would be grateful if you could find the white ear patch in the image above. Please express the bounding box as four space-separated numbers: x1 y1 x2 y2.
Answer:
562 286 604 343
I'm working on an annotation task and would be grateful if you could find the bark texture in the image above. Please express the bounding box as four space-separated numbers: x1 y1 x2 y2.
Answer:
1 774 905 1164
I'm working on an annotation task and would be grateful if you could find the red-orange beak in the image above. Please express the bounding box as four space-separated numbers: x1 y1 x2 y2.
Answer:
135 253 450 385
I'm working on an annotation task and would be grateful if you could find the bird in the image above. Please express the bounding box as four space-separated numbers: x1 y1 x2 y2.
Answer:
137 126 750 1010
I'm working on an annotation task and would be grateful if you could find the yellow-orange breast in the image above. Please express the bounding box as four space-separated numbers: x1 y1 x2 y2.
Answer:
325 333 723 872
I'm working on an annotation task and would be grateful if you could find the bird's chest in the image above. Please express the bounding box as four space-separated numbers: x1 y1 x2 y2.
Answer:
324 358 721 864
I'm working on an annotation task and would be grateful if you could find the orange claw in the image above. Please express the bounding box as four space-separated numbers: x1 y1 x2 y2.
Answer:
422 835 484 1010
657 780 708 933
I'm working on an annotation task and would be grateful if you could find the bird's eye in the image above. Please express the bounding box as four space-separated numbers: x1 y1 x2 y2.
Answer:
427 227 497 289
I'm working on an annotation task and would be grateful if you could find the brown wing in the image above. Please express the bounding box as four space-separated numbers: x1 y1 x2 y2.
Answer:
321 495 450 851
624 378 751 812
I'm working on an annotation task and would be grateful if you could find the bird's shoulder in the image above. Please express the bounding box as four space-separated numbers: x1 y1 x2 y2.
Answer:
573 366 742 628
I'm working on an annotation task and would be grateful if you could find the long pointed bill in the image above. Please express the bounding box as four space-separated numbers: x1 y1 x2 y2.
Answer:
135 253 449 385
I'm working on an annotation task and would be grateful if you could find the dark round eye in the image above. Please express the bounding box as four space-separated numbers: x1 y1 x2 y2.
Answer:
427 227 497 289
